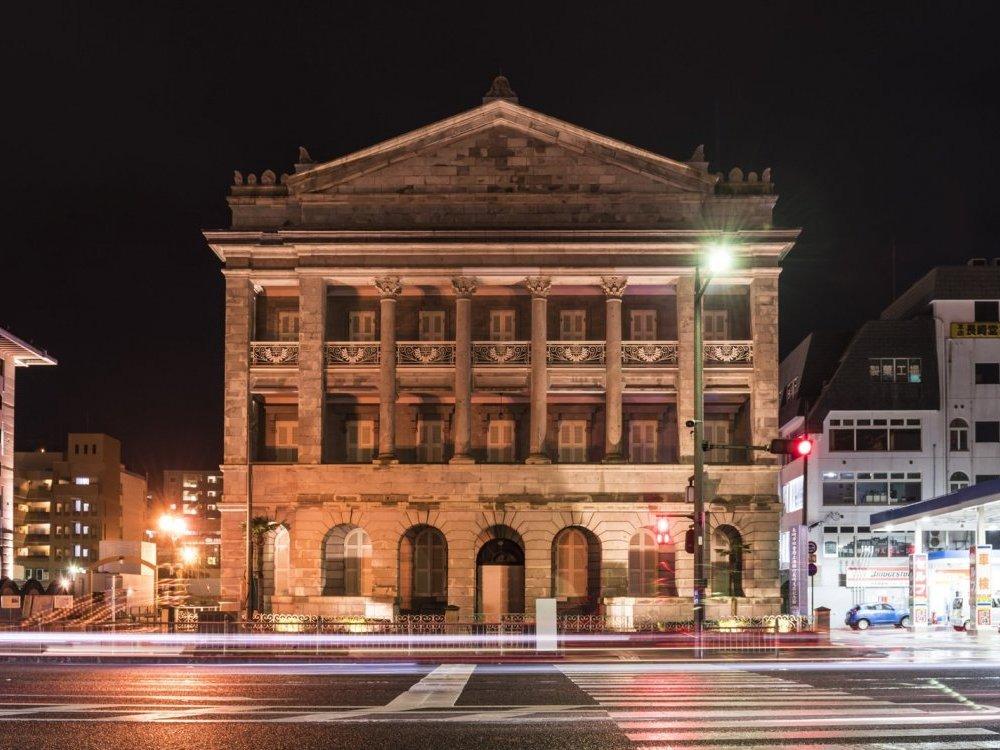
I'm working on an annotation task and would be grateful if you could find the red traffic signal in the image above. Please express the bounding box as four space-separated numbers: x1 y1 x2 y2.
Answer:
768 436 813 458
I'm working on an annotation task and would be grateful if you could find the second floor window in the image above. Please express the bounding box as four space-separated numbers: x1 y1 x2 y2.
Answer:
277 311 300 341
349 311 376 341
703 309 729 340
419 311 445 341
417 420 444 462
704 419 730 463
558 420 587 463
629 310 657 340
950 418 969 452
828 418 921 452
559 310 586 340
345 420 375 463
976 363 1000 384
273 419 298 450
487 419 515 463
629 420 658 463
489 310 515 341
975 420 1000 443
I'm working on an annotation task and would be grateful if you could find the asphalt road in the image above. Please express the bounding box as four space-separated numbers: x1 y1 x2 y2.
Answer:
5 659 1000 749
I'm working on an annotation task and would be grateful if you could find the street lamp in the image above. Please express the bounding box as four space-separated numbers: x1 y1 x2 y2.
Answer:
692 241 732 639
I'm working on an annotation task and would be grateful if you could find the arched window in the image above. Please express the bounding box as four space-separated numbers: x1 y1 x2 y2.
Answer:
628 529 658 596
413 527 447 597
262 525 290 606
950 419 969 452
322 525 372 596
712 525 745 598
554 528 588 597
949 471 970 493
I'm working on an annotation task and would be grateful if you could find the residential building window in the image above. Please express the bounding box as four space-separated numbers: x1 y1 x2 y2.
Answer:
277 310 300 341
704 420 730 463
629 310 657 340
975 300 1000 322
486 419 515 463
703 309 729 340
950 418 970 451
869 358 921 383
821 471 922 506
418 311 446 341
975 421 1000 443
559 310 586 340
949 472 970 492
349 311 376 341
976 363 1000 384
489 310 515 341
558 420 588 463
827 418 921 452
629 420 658 463
417 419 444 463
345 420 375 463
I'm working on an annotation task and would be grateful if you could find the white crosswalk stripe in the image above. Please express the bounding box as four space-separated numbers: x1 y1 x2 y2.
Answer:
558 666 1000 749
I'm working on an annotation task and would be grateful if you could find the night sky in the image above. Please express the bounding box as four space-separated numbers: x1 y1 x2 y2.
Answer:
6 3 999 485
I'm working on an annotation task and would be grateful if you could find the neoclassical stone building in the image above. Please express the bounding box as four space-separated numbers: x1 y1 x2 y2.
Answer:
204 78 798 622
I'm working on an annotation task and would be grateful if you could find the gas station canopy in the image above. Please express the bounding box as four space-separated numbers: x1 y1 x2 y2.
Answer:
871 478 1000 532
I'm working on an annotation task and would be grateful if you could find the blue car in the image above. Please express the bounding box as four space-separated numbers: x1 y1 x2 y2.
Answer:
845 603 910 630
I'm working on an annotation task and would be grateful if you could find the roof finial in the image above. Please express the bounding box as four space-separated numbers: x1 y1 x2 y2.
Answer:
483 74 518 104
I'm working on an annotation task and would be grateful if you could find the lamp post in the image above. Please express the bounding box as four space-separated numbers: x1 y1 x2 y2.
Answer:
692 243 732 638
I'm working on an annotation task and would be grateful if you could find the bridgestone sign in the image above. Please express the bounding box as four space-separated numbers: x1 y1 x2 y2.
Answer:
845 566 909 585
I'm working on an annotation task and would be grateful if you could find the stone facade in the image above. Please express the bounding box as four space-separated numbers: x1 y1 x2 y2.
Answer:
206 79 799 621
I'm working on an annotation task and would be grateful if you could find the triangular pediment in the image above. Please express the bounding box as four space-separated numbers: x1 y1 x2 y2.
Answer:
285 100 716 196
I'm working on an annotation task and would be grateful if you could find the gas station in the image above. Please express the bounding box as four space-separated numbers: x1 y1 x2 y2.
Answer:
871 479 1000 633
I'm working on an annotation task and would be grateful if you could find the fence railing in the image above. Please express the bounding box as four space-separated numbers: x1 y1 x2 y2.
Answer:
250 341 299 366
325 342 380 366
396 341 456 365
704 340 753 366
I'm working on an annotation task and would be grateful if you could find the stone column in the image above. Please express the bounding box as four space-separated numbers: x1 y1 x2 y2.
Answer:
675 275 696 462
750 274 780 463
525 276 552 463
602 276 627 462
297 276 326 464
374 276 402 462
450 276 477 463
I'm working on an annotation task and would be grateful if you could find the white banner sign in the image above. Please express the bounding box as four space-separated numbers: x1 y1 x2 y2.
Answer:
845 566 910 586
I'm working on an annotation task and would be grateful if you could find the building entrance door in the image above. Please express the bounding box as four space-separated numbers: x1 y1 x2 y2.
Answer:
476 538 525 621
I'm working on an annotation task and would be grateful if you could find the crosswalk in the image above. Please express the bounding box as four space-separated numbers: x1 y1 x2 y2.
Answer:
558 666 1000 749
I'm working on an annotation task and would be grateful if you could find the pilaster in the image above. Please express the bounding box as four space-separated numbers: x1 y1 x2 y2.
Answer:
750 275 780 462
297 276 326 464
675 274 696 462
224 276 255 465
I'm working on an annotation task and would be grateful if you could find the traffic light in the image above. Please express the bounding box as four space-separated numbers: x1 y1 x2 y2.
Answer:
808 540 818 576
768 435 813 458
684 528 695 554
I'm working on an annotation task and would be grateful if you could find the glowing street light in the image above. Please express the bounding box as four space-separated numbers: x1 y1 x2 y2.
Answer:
179 546 198 565
157 514 188 537
705 244 733 275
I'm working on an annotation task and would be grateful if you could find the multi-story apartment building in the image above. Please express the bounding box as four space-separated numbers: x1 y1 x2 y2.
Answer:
14 433 147 582
160 469 222 573
204 77 798 619
1 327 56 579
779 262 1000 622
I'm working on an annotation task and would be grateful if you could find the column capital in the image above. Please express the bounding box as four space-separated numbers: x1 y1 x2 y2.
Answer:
451 276 478 298
523 276 552 298
600 275 628 298
373 275 402 298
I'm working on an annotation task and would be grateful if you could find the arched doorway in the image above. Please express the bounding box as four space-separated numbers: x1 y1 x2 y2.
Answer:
262 525 290 610
398 525 448 614
628 528 677 597
712 524 745 597
322 524 372 596
552 526 601 614
476 530 525 620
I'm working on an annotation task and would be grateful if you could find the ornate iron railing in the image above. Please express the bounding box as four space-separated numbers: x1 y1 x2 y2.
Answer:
397 341 456 365
325 342 380 366
547 341 605 365
704 340 753 365
473 341 530 365
622 341 678 365
250 342 299 366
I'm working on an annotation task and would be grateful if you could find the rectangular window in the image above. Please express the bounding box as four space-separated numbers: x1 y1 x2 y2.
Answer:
558 420 588 463
829 428 855 451
889 428 921 451
976 474 1000 484
489 310 515 342
417 420 444 463
823 471 922 506
975 300 1000 322
349 311 377 341
975 363 1000 384
418 311 446 342
486 420 515 463
345 420 375 463
856 428 888 451
703 309 729 340
274 419 298 448
704 420 730 463
559 310 587 340
629 420 658 463
976 421 1000 443
277 310 300 341
629 310 657 340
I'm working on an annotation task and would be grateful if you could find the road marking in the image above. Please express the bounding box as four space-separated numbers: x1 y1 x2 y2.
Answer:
625 727 1000 742
384 663 475 710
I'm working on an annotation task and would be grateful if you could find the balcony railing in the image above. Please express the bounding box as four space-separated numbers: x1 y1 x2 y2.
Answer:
326 342 380 366
397 341 456 365
704 341 754 366
622 341 678 366
547 341 606 365
250 342 299 367
473 341 531 366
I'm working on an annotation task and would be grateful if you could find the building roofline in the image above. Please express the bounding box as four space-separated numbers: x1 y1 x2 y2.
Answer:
0 327 57 366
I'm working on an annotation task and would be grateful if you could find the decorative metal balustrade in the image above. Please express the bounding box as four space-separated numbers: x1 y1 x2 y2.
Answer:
622 341 678 365
473 341 530 365
704 341 754 366
325 342 381 366
397 341 456 365
249 342 299 366
546 341 606 365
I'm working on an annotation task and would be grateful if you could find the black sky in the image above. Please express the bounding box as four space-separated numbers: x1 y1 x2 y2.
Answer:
5 2 1000 482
